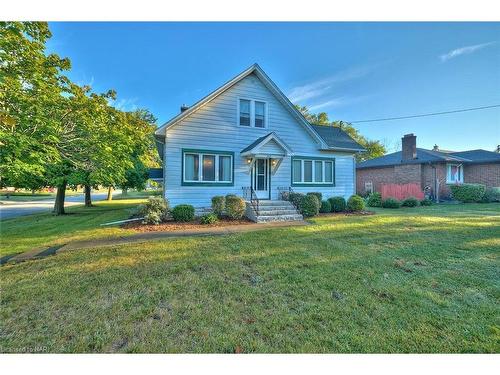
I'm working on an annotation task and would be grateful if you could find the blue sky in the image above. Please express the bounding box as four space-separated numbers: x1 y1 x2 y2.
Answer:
47 22 500 152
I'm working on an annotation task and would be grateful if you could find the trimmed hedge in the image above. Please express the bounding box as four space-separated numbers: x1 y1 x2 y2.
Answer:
301 194 320 217
172 204 195 222
211 196 225 217
450 183 486 203
367 192 382 207
200 213 218 224
382 197 401 208
139 197 169 225
482 187 500 203
320 200 331 213
347 195 365 212
328 196 346 212
289 192 305 209
225 194 246 220
401 196 419 207
420 198 433 206
307 192 322 203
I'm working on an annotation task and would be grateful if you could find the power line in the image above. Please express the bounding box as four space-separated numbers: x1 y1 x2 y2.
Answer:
350 104 500 124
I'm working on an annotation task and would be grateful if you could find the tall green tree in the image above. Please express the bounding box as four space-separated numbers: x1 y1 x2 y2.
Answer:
295 105 386 162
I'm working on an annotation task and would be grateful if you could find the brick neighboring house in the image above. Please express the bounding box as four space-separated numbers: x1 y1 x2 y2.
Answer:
356 134 500 201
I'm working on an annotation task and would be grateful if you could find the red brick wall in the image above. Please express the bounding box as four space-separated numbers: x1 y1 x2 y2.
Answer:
464 163 500 187
357 166 397 194
422 163 450 198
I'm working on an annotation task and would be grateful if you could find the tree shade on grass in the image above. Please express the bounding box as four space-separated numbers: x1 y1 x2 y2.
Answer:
1 203 499 353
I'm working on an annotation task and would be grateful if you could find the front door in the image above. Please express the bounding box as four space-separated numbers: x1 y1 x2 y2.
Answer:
252 158 270 199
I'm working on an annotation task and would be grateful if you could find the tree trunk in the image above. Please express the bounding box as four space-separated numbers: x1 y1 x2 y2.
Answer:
53 181 67 215
107 186 113 201
122 188 128 196
32 189 36 195
84 185 92 207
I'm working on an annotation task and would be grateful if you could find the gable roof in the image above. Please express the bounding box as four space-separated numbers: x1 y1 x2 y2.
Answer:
357 147 500 169
240 132 292 156
310 124 366 152
155 63 326 147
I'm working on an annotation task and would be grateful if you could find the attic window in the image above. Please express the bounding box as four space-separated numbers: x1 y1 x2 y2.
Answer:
238 98 267 128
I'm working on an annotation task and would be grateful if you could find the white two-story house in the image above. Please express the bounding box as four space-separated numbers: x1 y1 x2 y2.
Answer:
154 64 364 221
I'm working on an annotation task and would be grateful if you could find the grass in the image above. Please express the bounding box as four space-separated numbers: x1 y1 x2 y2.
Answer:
0 199 145 257
0 191 82 202
0 203 499 353
113 190 162 200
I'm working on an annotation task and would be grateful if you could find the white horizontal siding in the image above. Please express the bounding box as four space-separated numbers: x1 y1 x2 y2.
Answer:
163 73 356 208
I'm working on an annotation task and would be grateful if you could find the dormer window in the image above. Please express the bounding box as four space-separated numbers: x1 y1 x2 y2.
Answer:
238 98 267 128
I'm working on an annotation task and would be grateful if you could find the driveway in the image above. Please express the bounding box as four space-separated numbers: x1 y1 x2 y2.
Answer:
0 191 121 220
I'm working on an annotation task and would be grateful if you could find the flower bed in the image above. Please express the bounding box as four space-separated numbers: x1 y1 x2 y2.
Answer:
122 217 252 232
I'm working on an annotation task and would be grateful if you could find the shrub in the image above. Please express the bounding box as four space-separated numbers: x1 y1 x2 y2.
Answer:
347 195 365 212
382 197 401 209
420 198 433 206
328 196 346 212
211 196 225 217
172 204 195 222
450 183 486 203
367 192 382 207
482 187 500 202
401 196 419 207
300 194 320 217
225 194 246 220
289 192 305 209
307 192 322 203
139 197 169 225
200 213 218 225
319 200 331 213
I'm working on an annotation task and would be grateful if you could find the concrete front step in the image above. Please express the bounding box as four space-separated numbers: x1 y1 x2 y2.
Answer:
256 200 295 207
255 214 304 223
257 209 299 216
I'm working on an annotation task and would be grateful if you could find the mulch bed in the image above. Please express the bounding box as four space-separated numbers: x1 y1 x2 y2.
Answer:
317 210 375 217
122 218 253 232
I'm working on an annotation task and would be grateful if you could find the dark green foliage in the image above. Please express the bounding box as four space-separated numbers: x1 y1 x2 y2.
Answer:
450 183 486 203
300 194 320 217
320 200 331 213
481 187 500 203
211 196 225 217
367 192 382 207
382 198 401 209
200 213 218 225
288 192 305 209
139 197 169 224
420 198 433 206
347 195 365 212
401 196 419 207
328 196 346 212
225 195 246 220
307 192 322 203
172 204 195 222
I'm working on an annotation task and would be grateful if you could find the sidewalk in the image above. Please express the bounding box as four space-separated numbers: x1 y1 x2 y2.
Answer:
1 220 309 265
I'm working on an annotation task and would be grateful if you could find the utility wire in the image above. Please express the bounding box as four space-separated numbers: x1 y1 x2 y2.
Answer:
350 104 500 124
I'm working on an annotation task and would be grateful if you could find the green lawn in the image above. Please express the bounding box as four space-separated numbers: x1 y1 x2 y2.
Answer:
0 199 145 257
1 203 499 353
0 191 83 202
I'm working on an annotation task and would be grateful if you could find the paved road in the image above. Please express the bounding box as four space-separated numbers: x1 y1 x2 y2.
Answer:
0 191 120 220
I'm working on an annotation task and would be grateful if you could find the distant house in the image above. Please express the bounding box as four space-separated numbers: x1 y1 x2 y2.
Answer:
154 64 365 221
356 134 500 200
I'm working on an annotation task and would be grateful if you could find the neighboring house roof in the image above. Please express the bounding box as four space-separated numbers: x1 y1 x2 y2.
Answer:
310 124 366 152
155 63 326 148
240 132 292 156
148 168 164 180
357 148 500 169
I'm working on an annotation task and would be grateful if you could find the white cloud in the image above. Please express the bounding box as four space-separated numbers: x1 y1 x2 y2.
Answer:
111 97 138 111
308 97 346 111
287 65 378 104
440 41 496 62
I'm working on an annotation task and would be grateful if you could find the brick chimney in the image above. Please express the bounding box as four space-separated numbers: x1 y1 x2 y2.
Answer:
402 134 417 161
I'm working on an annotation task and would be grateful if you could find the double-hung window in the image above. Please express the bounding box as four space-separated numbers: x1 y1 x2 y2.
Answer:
292 157 335 186
238 99 267 128
446 163 463 184
183 149 234 185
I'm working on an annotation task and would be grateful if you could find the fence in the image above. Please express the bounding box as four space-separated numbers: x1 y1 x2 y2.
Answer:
380 183 424 200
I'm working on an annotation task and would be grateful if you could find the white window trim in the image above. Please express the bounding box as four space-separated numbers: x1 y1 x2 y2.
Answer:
237 97 268 128
446 163 463 184
292 158 335 184
183 152 233 183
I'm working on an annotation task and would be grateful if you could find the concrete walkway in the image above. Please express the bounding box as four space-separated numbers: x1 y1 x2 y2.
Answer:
1 220 309 265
